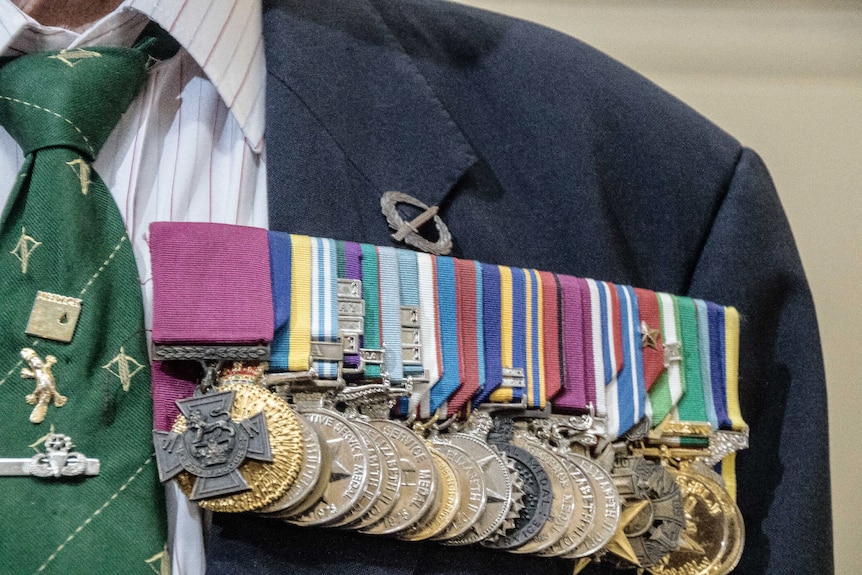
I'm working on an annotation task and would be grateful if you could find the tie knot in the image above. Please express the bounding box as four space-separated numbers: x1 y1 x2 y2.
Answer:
0 46 150 160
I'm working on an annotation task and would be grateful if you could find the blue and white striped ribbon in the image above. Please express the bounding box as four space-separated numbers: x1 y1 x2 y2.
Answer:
614 285 646 437
414 253 441 418
377 246 404 384
585 279 607 416
695 299 720 430
398 249 424 377
430 256 460 413
311 237 339 378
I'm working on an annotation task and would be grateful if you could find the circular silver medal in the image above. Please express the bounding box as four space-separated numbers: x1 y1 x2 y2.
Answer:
398 446 460 542
482 420 553 551
508 430 578 554
337 418 402 529
328 422 385 527
536 452 599 557
428 438 487 541
359 420 438 535
558 454 620 558
439 432 516 546
286 408 369 527
257 414 327 516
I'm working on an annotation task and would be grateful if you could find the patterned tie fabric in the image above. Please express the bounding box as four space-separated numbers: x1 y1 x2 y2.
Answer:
0 32 175 574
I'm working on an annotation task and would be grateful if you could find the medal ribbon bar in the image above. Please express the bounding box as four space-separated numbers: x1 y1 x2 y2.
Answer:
147 222 749 574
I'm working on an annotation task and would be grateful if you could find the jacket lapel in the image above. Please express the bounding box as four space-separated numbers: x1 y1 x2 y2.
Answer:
262 0 476 243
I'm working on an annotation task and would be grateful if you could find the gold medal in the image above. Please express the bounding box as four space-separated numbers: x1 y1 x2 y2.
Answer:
649 466 744 575
170 380 304 513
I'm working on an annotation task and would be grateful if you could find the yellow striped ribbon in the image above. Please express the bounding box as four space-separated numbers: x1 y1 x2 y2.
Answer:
525 268 534 407
722 451 738 501
490 265 514 404
499 265 513 370
725 306 745 431
534 270 546 409
489 387 514 403
722 306 744 501
288 234 312 371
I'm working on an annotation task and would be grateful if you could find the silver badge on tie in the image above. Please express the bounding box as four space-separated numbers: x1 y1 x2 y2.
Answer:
0 433 99 478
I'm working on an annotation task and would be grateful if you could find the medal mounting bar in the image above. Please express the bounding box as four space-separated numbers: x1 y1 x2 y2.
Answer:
531 414 602 450
697 428 750 468
359 348 384 365
151 344 270 363
266 368 346 395
310 340 343 362
339 382 409 419
152 344 271 394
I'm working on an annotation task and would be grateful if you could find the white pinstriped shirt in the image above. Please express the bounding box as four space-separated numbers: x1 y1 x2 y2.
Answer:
0 0 269 333
0 2 268 573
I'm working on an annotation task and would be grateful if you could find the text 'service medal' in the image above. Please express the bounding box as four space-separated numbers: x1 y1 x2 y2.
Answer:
287 398 370 527
341 418 403 529
359 418 438 535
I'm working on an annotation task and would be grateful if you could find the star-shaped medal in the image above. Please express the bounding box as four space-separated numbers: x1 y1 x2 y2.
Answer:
640 320 661 350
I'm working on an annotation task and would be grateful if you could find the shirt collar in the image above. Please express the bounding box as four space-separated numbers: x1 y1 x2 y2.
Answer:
0 0 265 152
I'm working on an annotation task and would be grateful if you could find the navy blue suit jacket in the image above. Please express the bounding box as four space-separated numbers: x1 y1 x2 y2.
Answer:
208 1 833 573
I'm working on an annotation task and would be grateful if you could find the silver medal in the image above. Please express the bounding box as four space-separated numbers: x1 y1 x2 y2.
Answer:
286 408 369 527
359 420 437 535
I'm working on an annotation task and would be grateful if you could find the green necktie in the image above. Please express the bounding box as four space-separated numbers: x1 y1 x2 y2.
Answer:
0 34 175 575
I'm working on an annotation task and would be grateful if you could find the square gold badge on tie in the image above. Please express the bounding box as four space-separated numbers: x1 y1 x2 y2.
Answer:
25 291 83 343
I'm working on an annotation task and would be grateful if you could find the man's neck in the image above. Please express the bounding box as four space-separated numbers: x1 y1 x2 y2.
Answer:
15 0 123 32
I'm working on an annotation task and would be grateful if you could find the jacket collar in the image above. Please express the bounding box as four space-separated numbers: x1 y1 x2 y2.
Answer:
0 0 267 153
262 0 476 215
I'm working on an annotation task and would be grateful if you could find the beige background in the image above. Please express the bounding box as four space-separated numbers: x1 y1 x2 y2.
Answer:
455 1 861 572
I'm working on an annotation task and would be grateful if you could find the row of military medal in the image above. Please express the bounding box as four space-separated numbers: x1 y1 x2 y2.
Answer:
153 362 743 574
